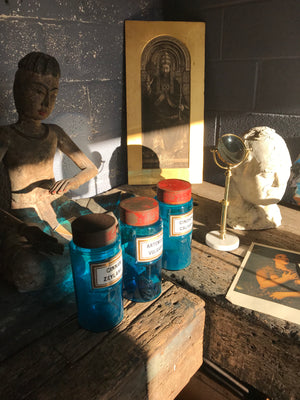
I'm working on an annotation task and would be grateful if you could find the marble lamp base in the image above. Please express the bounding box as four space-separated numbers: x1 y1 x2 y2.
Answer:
205 230 239 252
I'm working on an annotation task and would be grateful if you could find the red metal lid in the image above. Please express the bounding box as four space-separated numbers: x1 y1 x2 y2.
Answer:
71 213 117 248
157 179 192 204
120 196 159 226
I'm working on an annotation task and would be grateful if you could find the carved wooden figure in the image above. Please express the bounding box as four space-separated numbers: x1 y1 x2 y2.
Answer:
0 52 98 292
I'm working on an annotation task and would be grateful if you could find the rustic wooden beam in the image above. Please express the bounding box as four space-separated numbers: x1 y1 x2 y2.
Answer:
119 182 300 400
0 281 205 400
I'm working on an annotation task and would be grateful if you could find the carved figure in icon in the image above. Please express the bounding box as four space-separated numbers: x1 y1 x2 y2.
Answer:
142 41 190 169
256 253 300 301
0 52 99 292
228 126 292 230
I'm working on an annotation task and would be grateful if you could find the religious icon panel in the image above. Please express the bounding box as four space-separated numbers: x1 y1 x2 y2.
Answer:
125 21 205 184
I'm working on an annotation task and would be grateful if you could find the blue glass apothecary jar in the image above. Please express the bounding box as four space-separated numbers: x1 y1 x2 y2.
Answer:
119 196 163 302
157 179 193 271
69 213 123 332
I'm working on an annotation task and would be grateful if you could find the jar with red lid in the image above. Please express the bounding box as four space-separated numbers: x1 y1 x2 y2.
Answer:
119 196 163 302
69 213 123 332
156 179 193 270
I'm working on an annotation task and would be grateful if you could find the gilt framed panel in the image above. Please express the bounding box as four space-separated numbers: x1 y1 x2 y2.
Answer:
125 21 205 184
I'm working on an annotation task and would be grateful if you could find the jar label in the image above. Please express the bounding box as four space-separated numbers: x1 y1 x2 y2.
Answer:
90 251 123 288
170 210 193 236
136 230 163 262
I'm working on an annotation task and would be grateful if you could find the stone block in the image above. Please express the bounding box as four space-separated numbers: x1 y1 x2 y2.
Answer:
256 59 300 115
88 80 124 140
205 60 256 111
53 82 90 117
223 0 300 59
0 19 45 83
43 21 123 81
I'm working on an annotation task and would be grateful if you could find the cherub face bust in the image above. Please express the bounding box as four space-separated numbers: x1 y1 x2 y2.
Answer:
228 126 292 230
13 52 60 122
236 127 292 205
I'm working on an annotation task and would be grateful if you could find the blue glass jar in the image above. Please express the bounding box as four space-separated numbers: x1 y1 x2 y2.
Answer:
120 197 163 302
157 179 193 271
69 214 123 332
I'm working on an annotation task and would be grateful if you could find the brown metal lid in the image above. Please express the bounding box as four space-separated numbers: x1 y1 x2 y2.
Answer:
119 196 159 226
71 213 117 248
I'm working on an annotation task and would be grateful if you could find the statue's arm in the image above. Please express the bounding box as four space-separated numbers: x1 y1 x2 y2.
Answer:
50 125 98 194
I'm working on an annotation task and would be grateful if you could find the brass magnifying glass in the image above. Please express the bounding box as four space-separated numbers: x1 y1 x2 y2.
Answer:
205 134 248 251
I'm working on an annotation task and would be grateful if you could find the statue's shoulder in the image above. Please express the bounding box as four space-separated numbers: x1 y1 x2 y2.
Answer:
46 123 67 137
46 123 73 147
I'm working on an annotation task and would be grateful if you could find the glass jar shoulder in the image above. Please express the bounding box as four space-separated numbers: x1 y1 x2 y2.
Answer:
158 198 193 216
69 234 121 263
120 218 163 239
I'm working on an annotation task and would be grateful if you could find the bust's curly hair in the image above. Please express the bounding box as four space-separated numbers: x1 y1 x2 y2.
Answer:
17 51 60 78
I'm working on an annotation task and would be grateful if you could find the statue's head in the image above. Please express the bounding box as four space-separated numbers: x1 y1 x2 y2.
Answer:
232 127 292 206
13 52 61 121
159 52 172 75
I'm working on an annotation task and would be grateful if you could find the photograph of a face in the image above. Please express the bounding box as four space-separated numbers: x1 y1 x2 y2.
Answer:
226 242 300 325
125 21 205 185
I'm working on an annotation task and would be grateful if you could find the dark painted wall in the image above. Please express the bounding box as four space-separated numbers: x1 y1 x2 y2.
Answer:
162 0 300 188
0 0 163 198
0 0 299 197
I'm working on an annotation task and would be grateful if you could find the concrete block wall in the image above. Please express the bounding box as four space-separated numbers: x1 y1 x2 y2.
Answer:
0 0 163 198
163 0 300 188
0 0 299 199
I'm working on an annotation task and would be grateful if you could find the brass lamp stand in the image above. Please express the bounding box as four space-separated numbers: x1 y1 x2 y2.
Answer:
205 134 248 251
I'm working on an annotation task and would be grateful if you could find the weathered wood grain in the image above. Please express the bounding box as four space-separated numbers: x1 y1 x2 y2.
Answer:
204 301 299 400
0 281 205 400
0 280 77 362
120 183 300 400
1 182 298 400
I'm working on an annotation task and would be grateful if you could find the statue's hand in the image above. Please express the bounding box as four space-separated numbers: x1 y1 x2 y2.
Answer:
19 223 64 255
49 178 77 194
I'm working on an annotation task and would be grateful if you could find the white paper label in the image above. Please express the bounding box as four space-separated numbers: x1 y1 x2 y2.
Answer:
90 251 123 288
170 210 193 236
136 230 163 262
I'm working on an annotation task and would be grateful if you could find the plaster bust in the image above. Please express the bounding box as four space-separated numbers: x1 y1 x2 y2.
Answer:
227 126 292 230
0 52 99 292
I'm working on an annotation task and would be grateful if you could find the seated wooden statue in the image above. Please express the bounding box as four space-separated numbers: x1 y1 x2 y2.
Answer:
0 52 99 292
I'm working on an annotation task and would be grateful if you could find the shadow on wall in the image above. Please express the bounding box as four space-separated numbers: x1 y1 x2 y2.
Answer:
109 144 164 187
109 145 128 188
203 146 226 187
